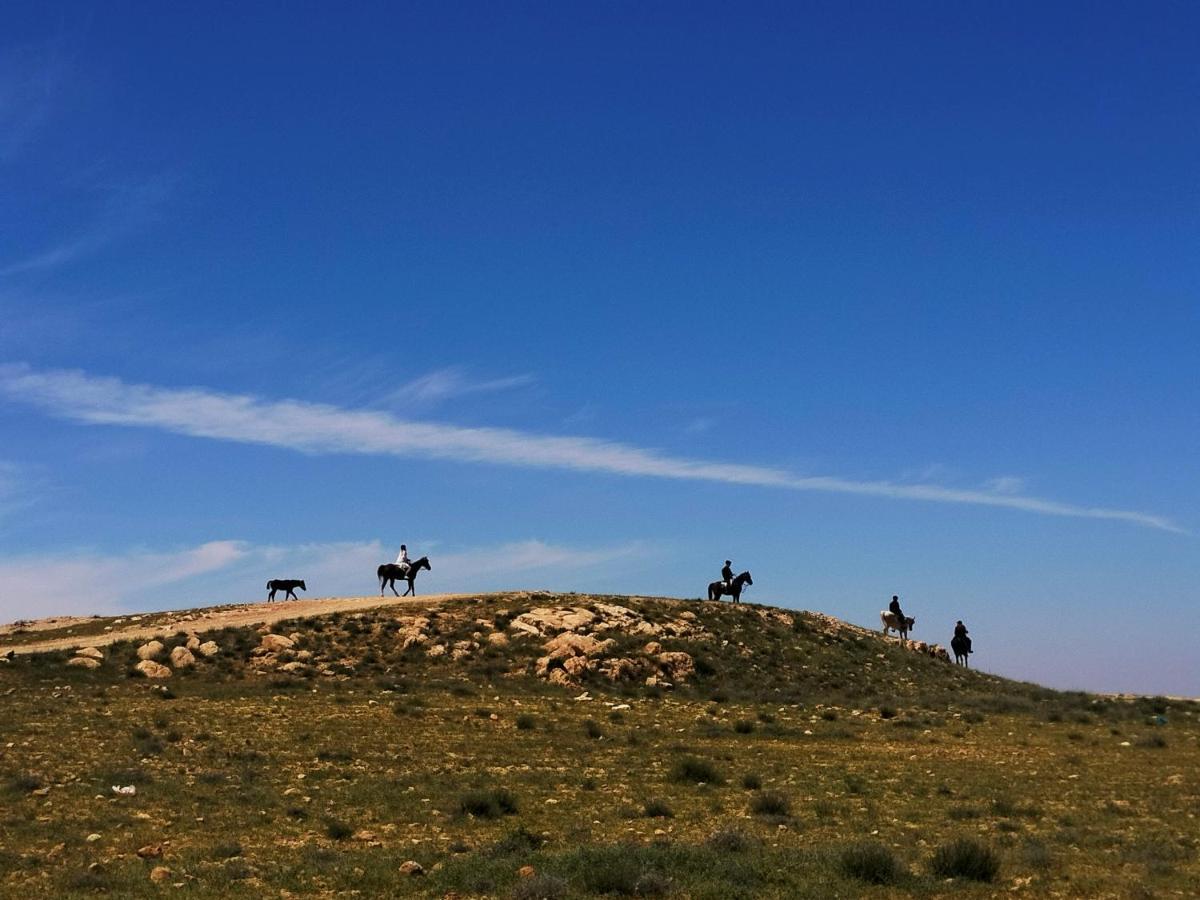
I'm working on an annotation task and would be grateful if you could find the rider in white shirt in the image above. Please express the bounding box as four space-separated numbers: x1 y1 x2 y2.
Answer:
396 544 410 573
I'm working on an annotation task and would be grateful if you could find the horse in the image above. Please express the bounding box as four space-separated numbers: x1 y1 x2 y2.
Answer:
708 571 753 603
951 633 972 667
880 610 915 642
267 579 306 601
377 556 431 597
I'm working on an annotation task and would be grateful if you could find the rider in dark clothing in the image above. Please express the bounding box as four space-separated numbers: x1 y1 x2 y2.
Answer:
721 560 734 588
954 620 972 653
889 595 905 621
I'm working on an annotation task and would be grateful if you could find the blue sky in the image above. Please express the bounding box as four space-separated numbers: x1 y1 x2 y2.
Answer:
1 2 1196 696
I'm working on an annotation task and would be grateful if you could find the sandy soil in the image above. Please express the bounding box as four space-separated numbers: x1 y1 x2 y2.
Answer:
3 593 474 655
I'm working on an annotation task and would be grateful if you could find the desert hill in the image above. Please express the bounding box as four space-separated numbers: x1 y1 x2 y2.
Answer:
1 592 1197 898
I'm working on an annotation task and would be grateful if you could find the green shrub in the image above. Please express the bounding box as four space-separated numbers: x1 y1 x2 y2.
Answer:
510 874 568 900
706 826 754 852
459 788 519 819
669 756 723 785
643 799 674 818
515 714 536 731
741 773 762 790
839 841 901 884
750 791 790 818
490 825 544 855
733 719 755 734
930 837 1000 882
583 719 604 739
324 819 353 840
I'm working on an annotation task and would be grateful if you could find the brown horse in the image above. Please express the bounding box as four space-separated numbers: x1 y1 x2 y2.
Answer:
377 556 431 597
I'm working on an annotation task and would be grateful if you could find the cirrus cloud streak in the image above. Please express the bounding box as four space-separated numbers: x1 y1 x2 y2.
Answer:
0 364 1182 533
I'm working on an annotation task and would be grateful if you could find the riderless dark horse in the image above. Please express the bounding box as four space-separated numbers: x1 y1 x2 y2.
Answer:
377 556 431 597
267 579 306 601
708 571 753 603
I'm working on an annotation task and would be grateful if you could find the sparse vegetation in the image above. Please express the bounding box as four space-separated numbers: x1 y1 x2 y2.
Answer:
669 756 723 785
1 590 1197 898
839 841 902 884
930 837 1001 882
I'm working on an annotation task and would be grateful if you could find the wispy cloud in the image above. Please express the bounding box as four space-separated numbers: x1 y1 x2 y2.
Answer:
0 364 1183 533
439 539 650 579
0 174 174 277
0 40 69 162
385 366 535 407
0 540 248 621
0 537 649 621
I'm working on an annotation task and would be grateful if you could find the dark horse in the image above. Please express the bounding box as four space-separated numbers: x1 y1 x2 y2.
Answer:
951 633 972 667
377 556 431 597
708 571 753 603
267 579 306 601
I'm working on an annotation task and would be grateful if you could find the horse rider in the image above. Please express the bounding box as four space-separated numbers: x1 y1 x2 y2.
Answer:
889 594 906 623
721 559 735 590
954 620 972 653
395 544 410 575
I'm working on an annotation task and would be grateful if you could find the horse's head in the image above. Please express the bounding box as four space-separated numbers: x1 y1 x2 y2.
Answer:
417 556 431 570
905 616 916 629
299 580 307 591
741 571 753 586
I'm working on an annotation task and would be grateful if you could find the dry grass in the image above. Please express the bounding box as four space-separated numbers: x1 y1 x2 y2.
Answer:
0 592 1197 897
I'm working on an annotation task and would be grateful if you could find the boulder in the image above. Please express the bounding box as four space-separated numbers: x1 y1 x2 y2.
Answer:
137 641 165 661
169 647 195 669
642 641 662 655
196 641 220 657
486 632 509 647
279 661 309 675
149 866 172 884
426 644 447 658
135 660 172 679
398 860 425 877
657 651 695 682
543 632 614 661
561 655 593 677
67 656 101 669
76 647 104 660
185 635 201 651
601 657 643 682
260 634 294 652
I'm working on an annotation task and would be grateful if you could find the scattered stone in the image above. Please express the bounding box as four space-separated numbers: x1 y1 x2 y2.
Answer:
135 660 172 679
486 632 509 647
67 656 101 669
426 644 447 658
518 865 536 878
137 844 163 859
76 646 104 660
279 661 309 675
137 641 165 661
149 866 172 884
185 635 201 651
169 646 195 669
196 641 220 657
398 860 425 877
657 651 695 682
643 641 662 655
86 833 102 843
260 634 294 652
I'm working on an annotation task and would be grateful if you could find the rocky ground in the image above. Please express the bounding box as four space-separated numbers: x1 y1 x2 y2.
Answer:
1 592 1197 898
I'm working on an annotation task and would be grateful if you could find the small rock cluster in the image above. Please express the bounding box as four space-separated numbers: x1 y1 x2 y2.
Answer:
513 603 704 688
129 634 219 678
